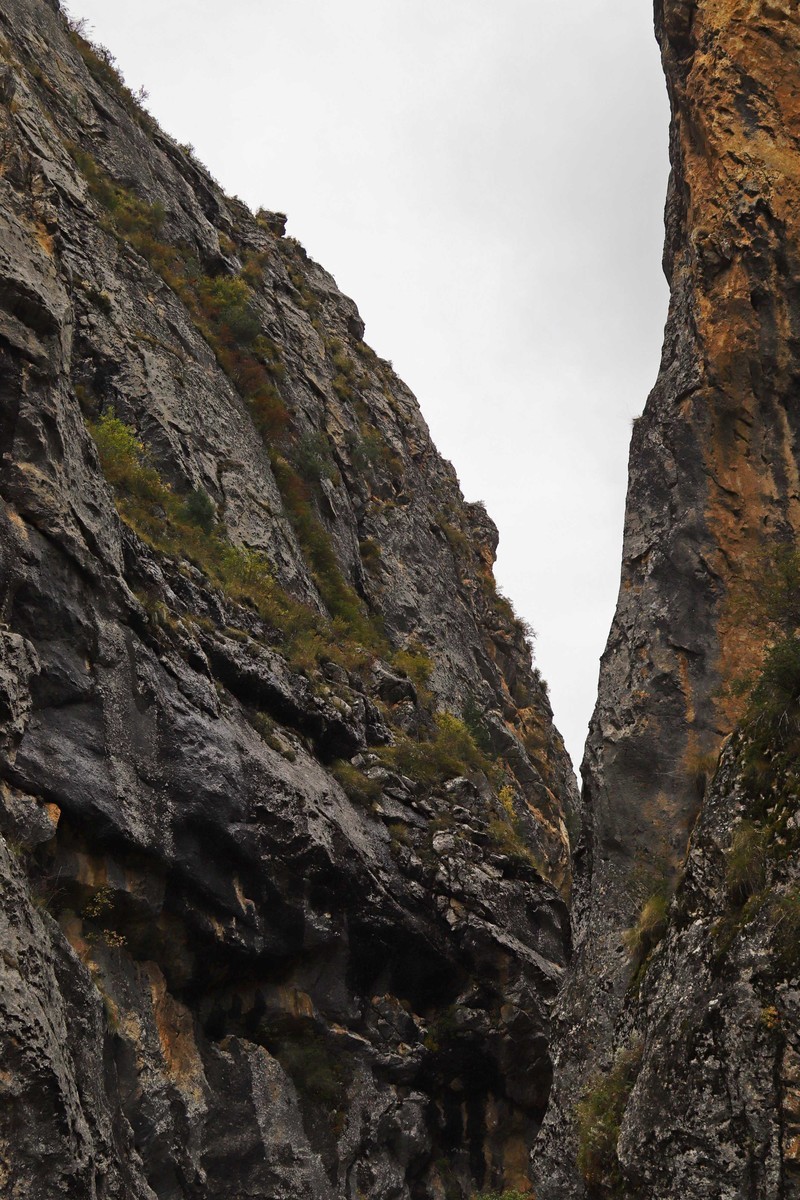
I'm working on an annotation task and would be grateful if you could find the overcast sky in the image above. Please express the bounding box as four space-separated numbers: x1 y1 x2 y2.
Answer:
66 0 671 773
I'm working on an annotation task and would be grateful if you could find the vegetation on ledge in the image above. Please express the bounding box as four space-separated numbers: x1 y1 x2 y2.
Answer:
88 410 381 675
576 1041 643 1196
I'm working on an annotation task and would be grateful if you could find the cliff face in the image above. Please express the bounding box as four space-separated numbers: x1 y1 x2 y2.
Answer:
0 2 578 1196
8 0 800 1195
533 1 800 1195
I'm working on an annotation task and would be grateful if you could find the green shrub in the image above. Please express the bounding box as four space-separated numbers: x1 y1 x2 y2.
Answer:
623 892 669 969
359 537 382 570
347 426 401 478
245 711 295 758
726 821 769 905
70 153 392 655
463 696 494 757
331 761 382 806
294 431 336 483
184 487 216 533
260 1025 349 1109
422 1004 460 1053
485 784 543 872
88 410 176 541
576 1042 643 1194
283 262 321 318
195 274 262 346
770 888 800 974
89 411 148 484
85 284 113 314
485 816 541 870
270 454 384 649
712 889 769 963
734 548 800 762
70 145 166 248
392 646 433 688
472 1191 533 1200
439 517 470 557
686 746 721 799
745 635 800 741
325 339 357 381
755 546 800 633
381 712 487 786
332 374 355 402
67 21 154 129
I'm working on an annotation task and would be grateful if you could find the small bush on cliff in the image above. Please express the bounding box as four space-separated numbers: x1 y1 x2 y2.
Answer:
392 645 433 688
294 431 336 483
71 152 392 655
184 487 216 534
196 275 261 346
380 713 487 785
472 1191 533 1200
486 785 544 873
725 820 769 905
745 636 800 743
462 696 494 757
330 761 382 807
576 1041 643 1195
473 1191 532 1200
67 18 154 130
771 888 800 974
734 548 800 767
270 453 384 650
89 411 177 541
260 1024 351 1112
359 536 382 571
624 891 669 970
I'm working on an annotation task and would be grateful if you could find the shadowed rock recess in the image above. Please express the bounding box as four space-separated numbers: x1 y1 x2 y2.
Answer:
0 0 579 1196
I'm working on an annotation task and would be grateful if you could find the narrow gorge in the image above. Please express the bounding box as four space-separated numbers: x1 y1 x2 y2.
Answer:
1 1 800 1198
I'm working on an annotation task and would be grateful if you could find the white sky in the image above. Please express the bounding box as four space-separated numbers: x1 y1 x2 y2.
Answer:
65 0 671 773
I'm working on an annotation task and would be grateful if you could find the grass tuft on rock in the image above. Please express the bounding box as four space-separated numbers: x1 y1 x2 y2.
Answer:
576 1041 643 1195
88 411 377 675
379 712 488 786
725 821 769 906
624 892 669 969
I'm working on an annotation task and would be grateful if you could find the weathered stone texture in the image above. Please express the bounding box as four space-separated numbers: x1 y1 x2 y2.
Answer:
0 0 576 1195
533 2 800 1195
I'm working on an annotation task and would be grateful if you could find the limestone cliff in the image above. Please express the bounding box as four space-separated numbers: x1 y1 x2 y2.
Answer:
533 2 800 1196
9 0 800 1195
0 1 577 1196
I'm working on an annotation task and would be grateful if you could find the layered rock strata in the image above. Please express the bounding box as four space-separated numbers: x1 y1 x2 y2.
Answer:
0 1 577 1196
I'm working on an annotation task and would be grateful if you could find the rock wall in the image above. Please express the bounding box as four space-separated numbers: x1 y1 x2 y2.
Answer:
0 1 577 1196
8 0 800 1195
533 1 800 1195
613 726 800 1199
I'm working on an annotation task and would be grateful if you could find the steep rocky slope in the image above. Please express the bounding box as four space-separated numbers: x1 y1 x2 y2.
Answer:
0 1 578 1196
533 1 800 1196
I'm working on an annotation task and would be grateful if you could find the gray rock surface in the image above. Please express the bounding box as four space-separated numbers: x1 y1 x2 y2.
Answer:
0 0 577 1195
533 2 800 1195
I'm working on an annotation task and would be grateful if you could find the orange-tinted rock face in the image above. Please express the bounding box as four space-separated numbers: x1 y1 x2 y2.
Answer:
533 3 800 1195
668 0 800 701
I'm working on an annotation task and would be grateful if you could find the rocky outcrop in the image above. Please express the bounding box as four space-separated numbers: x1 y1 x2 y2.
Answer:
11 0 800 1193
533 2 800 1195
611 727 800 1199
0 1 577 1196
